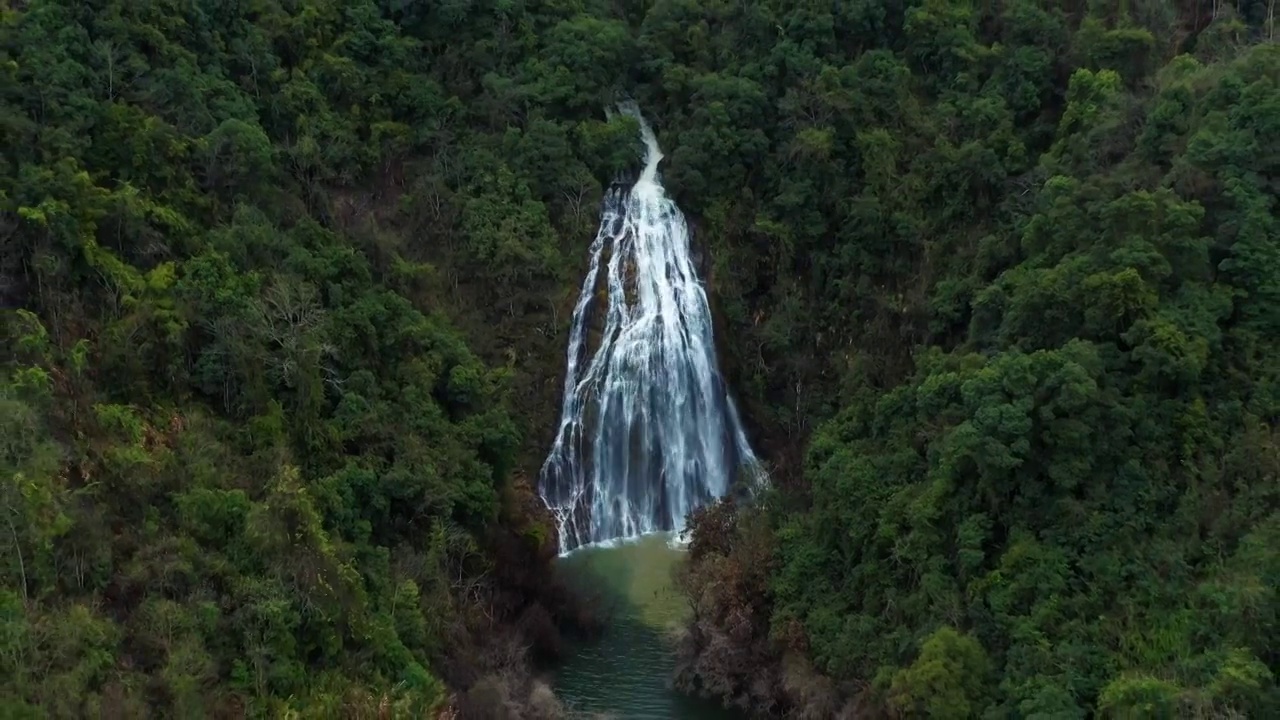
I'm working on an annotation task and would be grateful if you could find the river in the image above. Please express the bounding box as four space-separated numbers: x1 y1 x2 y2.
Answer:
551 533 742 720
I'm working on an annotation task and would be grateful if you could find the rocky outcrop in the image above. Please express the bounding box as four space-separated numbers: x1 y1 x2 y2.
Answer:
672 499 876 719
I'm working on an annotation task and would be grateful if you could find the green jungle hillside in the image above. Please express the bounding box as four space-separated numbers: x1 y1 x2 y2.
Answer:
2 0 1278 719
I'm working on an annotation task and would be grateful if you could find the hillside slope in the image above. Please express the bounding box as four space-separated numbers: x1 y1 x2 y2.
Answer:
4 0 1277 718
1 0 635 715
668 4 1280 718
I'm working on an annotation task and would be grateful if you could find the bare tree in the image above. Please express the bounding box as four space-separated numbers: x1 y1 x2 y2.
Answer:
94 40 121 101
562 184 591 227
250 278 334 389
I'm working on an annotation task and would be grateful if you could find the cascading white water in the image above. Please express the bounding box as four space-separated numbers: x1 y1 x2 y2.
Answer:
539 104 762 554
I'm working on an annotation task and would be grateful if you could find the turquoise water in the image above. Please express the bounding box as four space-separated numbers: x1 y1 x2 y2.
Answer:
552 533 741 720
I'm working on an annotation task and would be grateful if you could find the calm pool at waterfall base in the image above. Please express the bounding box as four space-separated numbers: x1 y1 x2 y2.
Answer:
551 532 743 720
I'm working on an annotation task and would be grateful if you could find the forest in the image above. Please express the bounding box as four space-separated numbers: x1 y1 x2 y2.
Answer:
2 0 1277 718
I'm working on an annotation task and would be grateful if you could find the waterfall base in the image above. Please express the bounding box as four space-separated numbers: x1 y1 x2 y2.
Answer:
551 533 742 719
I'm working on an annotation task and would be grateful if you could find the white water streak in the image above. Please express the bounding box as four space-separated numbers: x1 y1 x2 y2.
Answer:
538 104 762 554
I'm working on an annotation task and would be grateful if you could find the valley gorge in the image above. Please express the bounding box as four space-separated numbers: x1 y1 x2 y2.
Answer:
3 1 1278 719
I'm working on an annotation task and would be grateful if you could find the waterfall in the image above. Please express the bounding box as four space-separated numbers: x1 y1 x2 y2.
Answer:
538 104 762 554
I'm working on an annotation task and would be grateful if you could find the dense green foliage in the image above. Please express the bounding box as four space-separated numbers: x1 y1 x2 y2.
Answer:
1 0 636 715
4 0 1278 717
669 3 1280 718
